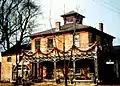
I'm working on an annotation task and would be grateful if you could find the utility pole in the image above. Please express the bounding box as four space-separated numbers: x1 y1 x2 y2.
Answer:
63 32 67 86
15 29 18 85
63 4 67 86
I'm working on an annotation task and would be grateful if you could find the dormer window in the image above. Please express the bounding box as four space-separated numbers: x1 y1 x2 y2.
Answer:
66 16 74 24
67 17 73 22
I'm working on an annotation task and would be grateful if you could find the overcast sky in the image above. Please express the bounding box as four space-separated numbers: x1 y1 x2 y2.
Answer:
34 0 120 45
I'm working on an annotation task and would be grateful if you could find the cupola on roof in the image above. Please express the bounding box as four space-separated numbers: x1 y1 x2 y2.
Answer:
61 10 85 24
61 10 85 18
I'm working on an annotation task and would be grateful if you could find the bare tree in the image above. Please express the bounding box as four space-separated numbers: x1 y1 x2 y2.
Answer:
0 0 42 50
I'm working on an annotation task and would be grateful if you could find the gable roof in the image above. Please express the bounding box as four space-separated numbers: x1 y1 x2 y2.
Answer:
2 44 31 56
30 23 115 39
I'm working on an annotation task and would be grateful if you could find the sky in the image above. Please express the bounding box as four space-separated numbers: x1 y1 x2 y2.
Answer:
34 0 120 46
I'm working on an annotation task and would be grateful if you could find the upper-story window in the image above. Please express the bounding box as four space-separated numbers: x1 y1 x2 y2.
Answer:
67 18 73 22
7 56 11 62
74 34 80 47
48 38 53 49
35 39 40 50
66 17 74 24
89 32 96 45
89 32 92 44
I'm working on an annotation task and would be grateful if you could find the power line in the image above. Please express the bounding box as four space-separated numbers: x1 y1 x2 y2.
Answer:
92 0 120 14
102 0 120 12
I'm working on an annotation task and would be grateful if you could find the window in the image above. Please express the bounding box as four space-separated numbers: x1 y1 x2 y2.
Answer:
48 38 53 49
35 39 40 50
67 18 73 22
89 32 96 44
74 34 80 47
7 56 11 62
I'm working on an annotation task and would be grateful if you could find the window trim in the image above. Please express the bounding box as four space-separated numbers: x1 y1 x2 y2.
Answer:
67 18 73 22
74 33 80 47
66 16 74 24
35 38 40 50
47 38 54 49
7 56 11 62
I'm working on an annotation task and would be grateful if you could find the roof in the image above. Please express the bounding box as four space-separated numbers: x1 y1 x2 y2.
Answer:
114 46 120 59
30 24 90 37
2 44 31 56
30 23 115 39
61 10 85 18
114 46 120 51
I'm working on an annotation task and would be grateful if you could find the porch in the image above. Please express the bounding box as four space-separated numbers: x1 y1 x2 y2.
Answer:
36 59 94 78
11 42 98 84
25 56 97 84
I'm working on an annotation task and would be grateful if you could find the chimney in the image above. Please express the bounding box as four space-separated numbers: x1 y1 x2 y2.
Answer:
99 23 103 32
55 22 61 31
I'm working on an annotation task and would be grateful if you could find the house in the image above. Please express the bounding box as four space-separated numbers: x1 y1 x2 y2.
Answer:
1 11 117 84
1 44 31 82
114 45 120 81
0 52 1 80
24 11 116 84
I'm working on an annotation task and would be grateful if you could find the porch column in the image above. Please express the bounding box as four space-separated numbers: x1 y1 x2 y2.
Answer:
21 59 24 81
116 60 119 78
73 58 75 79
94 55 99 83
37 60 40 80
32 62 36 79
54 59 56 80
40 62 43 80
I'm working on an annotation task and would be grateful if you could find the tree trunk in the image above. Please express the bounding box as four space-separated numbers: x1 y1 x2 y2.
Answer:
6 37 10 50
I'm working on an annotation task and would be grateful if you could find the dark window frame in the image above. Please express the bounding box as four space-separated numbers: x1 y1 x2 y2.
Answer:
35 39 40 50
67 18 73 22
47 38 53 49
7 56 11 62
